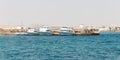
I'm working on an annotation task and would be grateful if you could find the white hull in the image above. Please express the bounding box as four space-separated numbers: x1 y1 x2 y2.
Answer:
39 32 52 36
59 27 74 36
59 32 73 36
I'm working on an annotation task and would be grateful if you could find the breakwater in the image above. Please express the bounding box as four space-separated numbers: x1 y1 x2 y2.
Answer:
0 25 99 36
0 25 119 36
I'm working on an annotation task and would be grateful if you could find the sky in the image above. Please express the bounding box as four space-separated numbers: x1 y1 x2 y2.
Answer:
0 0 120 26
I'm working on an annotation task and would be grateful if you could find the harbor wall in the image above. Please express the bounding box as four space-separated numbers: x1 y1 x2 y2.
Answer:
0 26 26 35
0 25 120 36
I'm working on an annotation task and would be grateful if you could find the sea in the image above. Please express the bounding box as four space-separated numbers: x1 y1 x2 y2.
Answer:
0 34 120 60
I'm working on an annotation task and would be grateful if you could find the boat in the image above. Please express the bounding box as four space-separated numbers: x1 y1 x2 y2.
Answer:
39 26 52 36
26 28 39 36
59 27 74 36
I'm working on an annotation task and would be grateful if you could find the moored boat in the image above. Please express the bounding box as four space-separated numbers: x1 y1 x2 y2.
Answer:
59 27 74 36
26 28 39 36
39 26 52 36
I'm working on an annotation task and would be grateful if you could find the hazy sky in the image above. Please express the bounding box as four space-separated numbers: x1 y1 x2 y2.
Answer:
0 0 120 26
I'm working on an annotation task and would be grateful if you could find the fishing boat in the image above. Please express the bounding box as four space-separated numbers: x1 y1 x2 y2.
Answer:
59 27 74 36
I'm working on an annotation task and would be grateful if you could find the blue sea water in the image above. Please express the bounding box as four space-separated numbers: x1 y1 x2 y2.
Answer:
0 34 120 60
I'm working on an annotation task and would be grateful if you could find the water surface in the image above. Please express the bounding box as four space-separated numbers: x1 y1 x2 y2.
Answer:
0 34 120 60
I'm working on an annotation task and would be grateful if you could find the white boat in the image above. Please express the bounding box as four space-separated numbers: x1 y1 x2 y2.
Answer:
39 26 52 35
59 27 74 36
27 28 39 36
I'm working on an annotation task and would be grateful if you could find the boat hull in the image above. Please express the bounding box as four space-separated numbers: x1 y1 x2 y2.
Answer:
59 32 73 36
39 32 52 36
26 33 39 36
